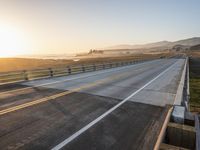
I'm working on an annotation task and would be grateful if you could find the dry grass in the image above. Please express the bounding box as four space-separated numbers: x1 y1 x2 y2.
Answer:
189 54 200 113
187 51 200 57
0 53 172 73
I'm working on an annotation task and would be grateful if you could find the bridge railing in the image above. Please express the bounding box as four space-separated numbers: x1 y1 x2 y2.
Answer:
179 56 191 111
173 56 190 110
0 55 170 85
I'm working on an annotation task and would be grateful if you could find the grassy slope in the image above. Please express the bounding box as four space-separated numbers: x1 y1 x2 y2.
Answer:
189 52 200 112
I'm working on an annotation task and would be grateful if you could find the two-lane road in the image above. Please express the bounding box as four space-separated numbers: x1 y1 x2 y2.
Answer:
0 58 185 150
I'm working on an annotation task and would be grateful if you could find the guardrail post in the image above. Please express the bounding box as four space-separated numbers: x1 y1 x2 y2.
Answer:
49 68 53 77
103 63 105 69
68 66 71 74
82 65 85 72
23 70 28 81
93 64 96 71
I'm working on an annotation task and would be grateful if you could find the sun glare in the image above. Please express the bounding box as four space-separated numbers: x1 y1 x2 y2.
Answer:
0 23 29 57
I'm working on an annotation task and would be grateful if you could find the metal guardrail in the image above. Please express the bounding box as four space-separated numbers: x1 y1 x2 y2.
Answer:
0 59 150 85
183 57 190 111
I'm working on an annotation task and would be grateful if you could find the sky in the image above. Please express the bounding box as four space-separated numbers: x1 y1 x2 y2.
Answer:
0 0 200 56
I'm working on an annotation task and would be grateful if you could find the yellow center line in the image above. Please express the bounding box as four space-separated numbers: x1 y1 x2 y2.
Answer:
0 64 135 96
0 86 35 96
0 72 130 115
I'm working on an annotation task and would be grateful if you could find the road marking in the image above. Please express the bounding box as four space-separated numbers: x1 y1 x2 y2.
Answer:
0 60 159 95
0 60 166 115
0 71 132 115
51 60 178 150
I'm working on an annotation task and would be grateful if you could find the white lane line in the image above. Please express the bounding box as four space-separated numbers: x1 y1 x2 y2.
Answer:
24 59 166 88
51 59 179 150
0 63 137 95
0 59 160 95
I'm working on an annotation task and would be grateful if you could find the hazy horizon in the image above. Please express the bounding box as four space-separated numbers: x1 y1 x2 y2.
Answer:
0 0 200 57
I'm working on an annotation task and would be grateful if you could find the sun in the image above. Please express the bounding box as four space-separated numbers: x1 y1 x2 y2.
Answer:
0 23 29 57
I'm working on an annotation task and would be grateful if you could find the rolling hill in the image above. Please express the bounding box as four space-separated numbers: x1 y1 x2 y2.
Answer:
104 37 200 50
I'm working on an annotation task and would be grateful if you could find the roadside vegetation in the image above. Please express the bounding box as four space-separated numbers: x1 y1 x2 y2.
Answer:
189 52 200 113
0 52 172 73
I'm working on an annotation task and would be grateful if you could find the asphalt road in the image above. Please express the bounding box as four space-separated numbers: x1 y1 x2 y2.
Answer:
0 58 185 150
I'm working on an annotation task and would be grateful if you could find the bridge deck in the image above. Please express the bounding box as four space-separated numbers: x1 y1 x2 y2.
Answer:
0 58 185 150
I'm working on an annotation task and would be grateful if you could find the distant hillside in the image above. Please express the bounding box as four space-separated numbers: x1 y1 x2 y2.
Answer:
104 37 200 50
190 44 200 51
106 41 172 50
172 45 190 51
174 37 200 46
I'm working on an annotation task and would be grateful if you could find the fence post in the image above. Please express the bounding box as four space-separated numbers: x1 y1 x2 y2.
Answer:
68 66 71 74
23 70 28 81
93 64 96 71
49 68 53 77
82 65 85 72
116 62 118 67
103 63 105 69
